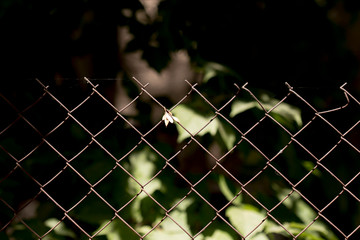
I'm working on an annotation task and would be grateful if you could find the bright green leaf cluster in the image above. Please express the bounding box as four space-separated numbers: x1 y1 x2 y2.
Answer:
230 93 302 130
172 105 236 150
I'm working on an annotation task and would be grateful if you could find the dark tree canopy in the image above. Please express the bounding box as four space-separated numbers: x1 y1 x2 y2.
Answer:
0 0 359 91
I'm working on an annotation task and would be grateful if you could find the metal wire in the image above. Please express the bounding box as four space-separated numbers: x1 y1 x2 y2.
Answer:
0 78 359 239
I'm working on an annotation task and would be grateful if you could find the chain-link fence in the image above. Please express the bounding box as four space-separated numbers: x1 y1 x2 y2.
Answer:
1 78 359 240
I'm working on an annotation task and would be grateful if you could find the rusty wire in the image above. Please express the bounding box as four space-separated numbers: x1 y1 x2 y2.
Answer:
0 78 359 239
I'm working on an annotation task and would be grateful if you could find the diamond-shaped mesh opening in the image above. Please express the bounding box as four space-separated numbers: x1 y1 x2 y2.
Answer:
245 116 293 159
234 166 293 211
15 144 64 185
42 167 91 210
94 117 142 159
71 94 120 135
93 218 141 240
143 168 191 209
69 143 118 185
173 192 218 236
295 168 343 210
112 190 167 237
268 144 308 183
44 118 93 159
231 108 263 134
91 168 133 211
320 190 360 237
317 140 360 183
187 174 220 207
1 78 359 240
174 139 212 176
294 116 342 158
68 192 115 229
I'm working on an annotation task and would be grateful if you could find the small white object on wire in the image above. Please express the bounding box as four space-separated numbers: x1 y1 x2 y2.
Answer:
162 109 180 127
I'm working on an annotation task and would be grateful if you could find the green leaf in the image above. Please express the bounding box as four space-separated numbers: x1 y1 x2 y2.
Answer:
203 69 217 83
128 147 162 223
204 229 234 240
250 232 269 240
95 219 139 240
129 147 159 187
267 222 337 240
226 206 266 237
273 187 338 240
302 161 322 177
230 101 258 117
137 198 194 240
276 188 316 223
172 105 218 142
230 94 302 129
270 102 302 128
218 175 241 206
138 225 189 240
217 121 236 150
44 218 76 238
201 62 240 83
173 105 237 150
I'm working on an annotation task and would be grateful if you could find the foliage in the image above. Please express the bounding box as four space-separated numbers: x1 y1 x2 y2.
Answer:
1 78 343 240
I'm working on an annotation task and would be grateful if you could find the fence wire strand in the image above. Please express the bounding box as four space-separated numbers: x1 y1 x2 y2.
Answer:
0 78 359 240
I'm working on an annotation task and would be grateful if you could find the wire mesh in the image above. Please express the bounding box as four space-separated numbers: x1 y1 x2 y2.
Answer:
0 78 359 240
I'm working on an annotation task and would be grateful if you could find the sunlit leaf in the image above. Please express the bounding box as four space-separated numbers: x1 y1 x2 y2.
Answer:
226 206 266 237
270 102 302 128
230 101 258 117
276 187 316 223
204 229 233 240
172 105 218 142
218 175 241 206
249 232 269 240
230 94 302 129
129 147 158 186
203 69 217 83
138 225 189 240
266 221 337 240
44 218 76 238
95 220 139 240
173 105 237 150
273 187 338 240
127 147 163 223
137 198 194 240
